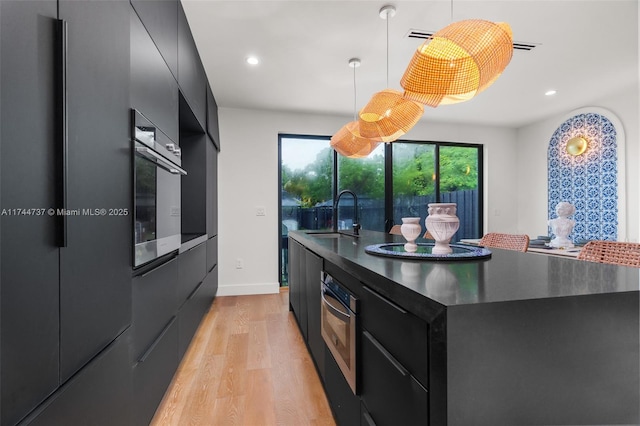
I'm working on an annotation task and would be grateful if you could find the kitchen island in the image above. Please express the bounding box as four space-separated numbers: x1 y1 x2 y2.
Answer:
289 229 639 426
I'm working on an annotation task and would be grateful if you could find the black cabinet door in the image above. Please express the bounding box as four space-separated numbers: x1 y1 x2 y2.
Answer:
130 5 179 143
26 331 133 426
206 137 218 237
132 258 178 363
207 235 218 273
288 239 300 316
206 84 220 150
177 2 207 129
298 244 308 340
361 330 428 426
130 0 178 78
58 0 132 382
0 3 60 424
305 249 324 378
177 242 207 306
133 318 179 426
361 285 429 387
325 346 361 426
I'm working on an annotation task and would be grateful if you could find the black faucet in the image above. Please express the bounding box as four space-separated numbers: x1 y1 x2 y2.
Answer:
333 190 361 236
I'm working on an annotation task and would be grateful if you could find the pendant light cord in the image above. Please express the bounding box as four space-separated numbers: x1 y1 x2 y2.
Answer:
352 63 357 122
450 0 454 22
386 14 389 87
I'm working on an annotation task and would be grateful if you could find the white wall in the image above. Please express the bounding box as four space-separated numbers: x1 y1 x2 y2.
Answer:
217 107 517 296
515 84 639 241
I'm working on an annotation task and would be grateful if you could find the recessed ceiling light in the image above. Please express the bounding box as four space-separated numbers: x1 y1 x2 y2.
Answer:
545 89 557 96
246 56 259 65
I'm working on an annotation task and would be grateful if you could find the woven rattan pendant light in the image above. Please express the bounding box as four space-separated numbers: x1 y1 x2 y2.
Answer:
359 5 423 142
331 58 380 158
400 19 513 107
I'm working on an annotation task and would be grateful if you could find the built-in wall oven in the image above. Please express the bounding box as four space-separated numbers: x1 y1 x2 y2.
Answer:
321 271 359 394
132 109 187 268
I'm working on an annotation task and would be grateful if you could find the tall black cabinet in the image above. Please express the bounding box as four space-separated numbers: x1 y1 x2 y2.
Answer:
1 1 219 424
57 0 132 384
0 3 60 424
1 1 131 424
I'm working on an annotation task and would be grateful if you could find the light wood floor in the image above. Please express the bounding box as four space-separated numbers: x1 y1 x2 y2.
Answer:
150 290 336 426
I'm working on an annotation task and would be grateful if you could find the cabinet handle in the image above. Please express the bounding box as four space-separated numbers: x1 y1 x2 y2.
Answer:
363 285 407 314
138 316 176 363
55 19 68 247
362 408 377 426
139 256 176 278
363 330 409 377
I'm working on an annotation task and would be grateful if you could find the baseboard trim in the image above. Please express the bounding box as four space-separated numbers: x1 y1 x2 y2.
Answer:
216 282 280 296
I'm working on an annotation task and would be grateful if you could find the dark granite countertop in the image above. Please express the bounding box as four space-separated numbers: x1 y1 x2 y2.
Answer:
290 229 639 320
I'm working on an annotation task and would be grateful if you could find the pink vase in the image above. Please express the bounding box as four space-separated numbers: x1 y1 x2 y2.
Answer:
400 217 422 253
425 203 459 255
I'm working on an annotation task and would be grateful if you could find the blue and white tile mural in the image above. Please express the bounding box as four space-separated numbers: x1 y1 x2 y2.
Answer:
547 113 618 242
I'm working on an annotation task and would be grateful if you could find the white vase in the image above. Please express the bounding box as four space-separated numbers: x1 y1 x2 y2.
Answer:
400 217 422 253
425 203 460 255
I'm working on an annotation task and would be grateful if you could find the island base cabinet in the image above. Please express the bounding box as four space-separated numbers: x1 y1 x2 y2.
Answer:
361 330 428 426
324 346 360 426
305 249 324 379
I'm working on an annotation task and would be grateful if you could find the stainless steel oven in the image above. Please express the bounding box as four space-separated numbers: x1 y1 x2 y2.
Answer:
321 271 359 394
132 109 186 268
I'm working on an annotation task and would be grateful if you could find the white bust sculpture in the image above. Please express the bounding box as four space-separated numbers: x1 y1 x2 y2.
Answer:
548 201 576 248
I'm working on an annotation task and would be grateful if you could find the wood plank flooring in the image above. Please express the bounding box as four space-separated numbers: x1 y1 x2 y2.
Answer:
150 290 336 426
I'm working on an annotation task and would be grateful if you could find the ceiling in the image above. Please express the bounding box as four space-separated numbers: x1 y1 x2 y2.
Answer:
181 0 638 129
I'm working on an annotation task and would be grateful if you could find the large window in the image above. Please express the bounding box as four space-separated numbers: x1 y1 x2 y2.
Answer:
279 135 482 285
338 144 385 232
392 143 481 242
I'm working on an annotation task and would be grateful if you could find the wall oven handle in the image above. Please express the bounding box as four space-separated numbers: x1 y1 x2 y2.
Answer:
321 290 350 323
55 19 68 247
135 145 187 175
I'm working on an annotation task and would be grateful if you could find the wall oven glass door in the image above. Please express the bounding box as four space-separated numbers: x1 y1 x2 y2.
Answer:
321 273 358 394
132 110 186 268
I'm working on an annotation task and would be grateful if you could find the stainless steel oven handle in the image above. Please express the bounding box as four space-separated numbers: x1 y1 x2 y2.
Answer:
321 291 350 323
136 146 187 175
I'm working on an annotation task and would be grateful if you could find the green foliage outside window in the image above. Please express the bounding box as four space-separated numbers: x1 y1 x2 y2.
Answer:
282 144 478 207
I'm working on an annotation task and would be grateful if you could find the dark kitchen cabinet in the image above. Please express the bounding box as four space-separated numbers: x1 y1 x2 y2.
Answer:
288 240 324 378
177 1 207 129
360 285 429 386
206 83 220 150
130 0 178 78
130 5 179 143
177 242 207 306
1 0 131 422
207 235 218 272
25 331 133 426
360 330 428 426
305 249 324 378
325 345 361 426
360 285 429 425
133 317 179 426
206 136 218 237
57 0 132 383
178 267 217 358
132 258 178 362
288 239 301 320
0 2 60 424
289 239 308 339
